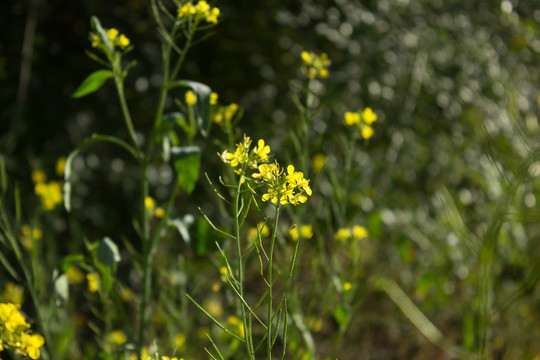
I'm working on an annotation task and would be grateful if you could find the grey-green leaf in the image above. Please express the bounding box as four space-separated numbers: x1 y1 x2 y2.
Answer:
97 237 121 267
72 70 114 98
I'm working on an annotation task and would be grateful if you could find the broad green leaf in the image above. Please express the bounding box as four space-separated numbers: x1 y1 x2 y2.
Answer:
72 70 114 98
174 152 200 194
97 236 121 267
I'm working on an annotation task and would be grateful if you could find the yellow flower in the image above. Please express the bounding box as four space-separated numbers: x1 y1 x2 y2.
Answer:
361 107 377 124
175 333 186 350
335 228 351 241
31 170 46 184
352 225 368 240
145 196 156 212
219 266 228 276
253 139 271 162
203 298 223 317
2 282 24 305
311 154 326 173
21 333 45 360
67 266 85 284
301 51 331 79
228 316 245 338
155 207 165 219
360 124 374 139
178 3 197 18
343 281 352 292
344 107 377 139
56 157 66 177
344 112 360 125
206 7 220 23
117 34 130 49
106 28 119 42
34 181 62 210
290 225 313 240
210 92 218 105
196 0 210 12
185 90 197 105
87 273 100 293
3 306 28 332
300 225 313 239
107 330 127 346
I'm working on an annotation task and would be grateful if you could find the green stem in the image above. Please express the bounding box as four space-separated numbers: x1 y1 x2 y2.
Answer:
136 15 196 355
233 172 255 359
112 54 141 155
267 204 281 360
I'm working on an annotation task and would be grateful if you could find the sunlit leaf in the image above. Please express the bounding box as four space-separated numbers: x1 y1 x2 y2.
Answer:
72 70 114 98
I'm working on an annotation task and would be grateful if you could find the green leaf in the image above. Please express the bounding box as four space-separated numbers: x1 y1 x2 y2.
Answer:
97 237 121 267
332 304 351 329
396 236 414 263
72 70 114 98
59 254 85 272
169 80 212 136
172 146 200 194
189 217 222 257
53 270 69 307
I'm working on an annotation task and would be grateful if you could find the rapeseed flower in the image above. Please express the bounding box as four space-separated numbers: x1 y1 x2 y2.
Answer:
289 224 313 240
2 283 24 305
311 154 326 173
90 27 131 51
253 163 312 206
87 273 100 293
177 1 220 24
335 228 351 241
301 51 331 79
34 181 62 210
20 225 42 251
55 157 66 177
344 107 377 139
0 302 44 359
210 92 218 105
185 90 197 105
31 170 46 184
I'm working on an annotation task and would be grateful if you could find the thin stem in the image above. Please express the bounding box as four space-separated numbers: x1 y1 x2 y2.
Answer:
267 204 281 360
233 173 255 359
112 54 141 155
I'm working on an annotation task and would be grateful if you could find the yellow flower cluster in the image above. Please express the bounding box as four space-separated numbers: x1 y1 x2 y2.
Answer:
145 197 165 218
0 303 45 359
32 171 62 211
90 28 130 50
253 163 312 206
301 51 331 79
335 225 368 241
2 283 24 305
289 224 313 240
212 103 239 127
185 90 197 105
221 136 311 206
20 225 42 251
221 135 270 170
344 107 377 139
177 1 220 24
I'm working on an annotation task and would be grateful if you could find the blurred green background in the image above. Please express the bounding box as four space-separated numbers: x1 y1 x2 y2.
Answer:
3 0 540 358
